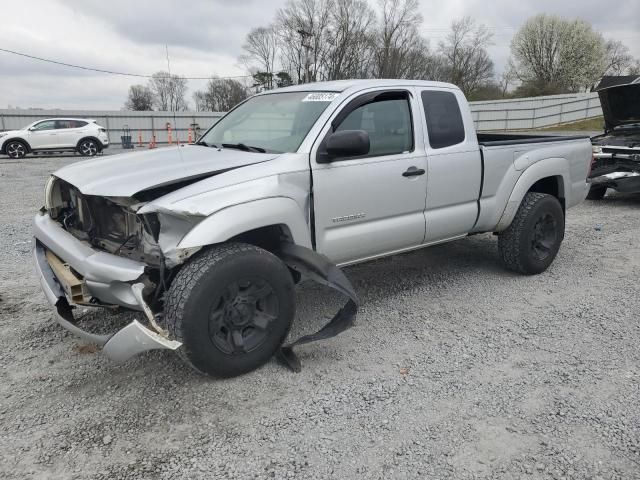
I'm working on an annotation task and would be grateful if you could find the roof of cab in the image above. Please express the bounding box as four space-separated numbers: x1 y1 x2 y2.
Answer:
260 79 460 95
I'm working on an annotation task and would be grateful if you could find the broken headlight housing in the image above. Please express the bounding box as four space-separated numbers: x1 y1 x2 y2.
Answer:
44 175 56 211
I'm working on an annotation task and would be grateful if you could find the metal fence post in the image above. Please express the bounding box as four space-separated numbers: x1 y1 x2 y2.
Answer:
0 112 5 131
104 116 112 144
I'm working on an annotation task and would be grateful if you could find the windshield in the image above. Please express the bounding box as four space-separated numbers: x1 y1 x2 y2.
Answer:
200 91 338 153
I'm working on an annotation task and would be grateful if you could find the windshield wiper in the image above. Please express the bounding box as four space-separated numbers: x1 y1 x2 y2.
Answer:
222 143 266 153
195 140 220 148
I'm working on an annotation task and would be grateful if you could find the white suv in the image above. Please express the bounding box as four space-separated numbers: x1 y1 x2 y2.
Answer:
0 118 109 159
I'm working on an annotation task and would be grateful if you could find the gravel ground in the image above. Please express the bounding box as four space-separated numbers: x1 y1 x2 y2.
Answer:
0 152 639 480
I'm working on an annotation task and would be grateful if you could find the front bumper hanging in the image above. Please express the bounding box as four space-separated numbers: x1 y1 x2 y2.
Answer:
33 241 181 362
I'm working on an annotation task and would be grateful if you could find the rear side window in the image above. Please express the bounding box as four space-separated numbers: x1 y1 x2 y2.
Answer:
421 91 465 149
56 120 87 129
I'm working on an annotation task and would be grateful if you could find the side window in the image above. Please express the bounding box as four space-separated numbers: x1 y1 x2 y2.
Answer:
32 120 57 131
56 120 74 129
421 91 465 149
335 94 413 158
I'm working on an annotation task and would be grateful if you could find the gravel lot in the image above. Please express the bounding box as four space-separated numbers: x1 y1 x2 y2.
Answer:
1 151 639 480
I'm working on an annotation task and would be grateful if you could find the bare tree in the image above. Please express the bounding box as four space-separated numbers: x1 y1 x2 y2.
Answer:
603 40 634 76
241 26 280 89
372 0 423 78
193 78 250 112
439 17 494 96
149 71 189 111
124 84 154 111
628 59 640 76
276 0 333 83
322 0 376 80
511 15 608 93
499 61 518 98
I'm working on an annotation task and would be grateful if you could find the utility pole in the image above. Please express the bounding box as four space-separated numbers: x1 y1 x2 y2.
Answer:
297 29 313 84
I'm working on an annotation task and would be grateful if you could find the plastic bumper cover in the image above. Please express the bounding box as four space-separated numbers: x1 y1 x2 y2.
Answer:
32 224 181 362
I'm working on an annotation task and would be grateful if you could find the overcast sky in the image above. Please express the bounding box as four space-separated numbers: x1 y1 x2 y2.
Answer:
0 0 638 110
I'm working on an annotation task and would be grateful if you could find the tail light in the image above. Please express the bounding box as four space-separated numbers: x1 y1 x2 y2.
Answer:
99 128 106 133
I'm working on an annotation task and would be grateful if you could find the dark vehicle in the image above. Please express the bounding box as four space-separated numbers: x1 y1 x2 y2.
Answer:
588 76 640 199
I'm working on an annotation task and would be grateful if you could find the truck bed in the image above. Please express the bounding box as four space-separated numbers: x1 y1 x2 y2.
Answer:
477 133 589 147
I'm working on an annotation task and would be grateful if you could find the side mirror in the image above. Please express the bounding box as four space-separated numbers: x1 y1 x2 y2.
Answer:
323 130 370 162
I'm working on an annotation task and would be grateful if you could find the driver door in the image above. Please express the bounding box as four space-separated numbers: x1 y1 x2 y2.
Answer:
27 120 59 149
311 89 428 265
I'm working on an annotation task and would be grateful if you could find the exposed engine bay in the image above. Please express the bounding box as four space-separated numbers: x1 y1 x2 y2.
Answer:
48 179 165 266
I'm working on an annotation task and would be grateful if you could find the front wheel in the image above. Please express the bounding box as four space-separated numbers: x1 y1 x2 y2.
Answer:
164 243 296 377
498 192 565 275
78 139 99 156
6 141 27 159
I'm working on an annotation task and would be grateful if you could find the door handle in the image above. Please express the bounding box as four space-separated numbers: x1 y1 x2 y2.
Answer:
402 167 426 178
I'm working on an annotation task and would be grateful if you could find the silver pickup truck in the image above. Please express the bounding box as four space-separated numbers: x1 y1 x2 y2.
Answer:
33 80 592 377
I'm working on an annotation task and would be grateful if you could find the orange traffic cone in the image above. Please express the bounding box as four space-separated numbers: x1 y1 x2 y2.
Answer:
188 127 193 144
167 125 173 145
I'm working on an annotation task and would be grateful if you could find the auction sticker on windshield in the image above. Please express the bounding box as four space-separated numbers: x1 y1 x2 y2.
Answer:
302 93 340 102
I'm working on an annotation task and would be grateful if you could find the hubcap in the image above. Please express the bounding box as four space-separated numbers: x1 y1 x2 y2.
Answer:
531 213 557 261
80 141 98 156
208 278 278 355
7 143 25 158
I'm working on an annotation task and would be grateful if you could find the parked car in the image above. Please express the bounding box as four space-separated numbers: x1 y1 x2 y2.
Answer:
0 118 109 159
588 76 640 199
33 80 592 377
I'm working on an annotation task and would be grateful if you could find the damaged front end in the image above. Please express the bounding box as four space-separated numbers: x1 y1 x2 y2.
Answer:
33 176 207 361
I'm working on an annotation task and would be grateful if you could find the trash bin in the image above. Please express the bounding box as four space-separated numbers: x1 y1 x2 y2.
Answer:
121 124 133 149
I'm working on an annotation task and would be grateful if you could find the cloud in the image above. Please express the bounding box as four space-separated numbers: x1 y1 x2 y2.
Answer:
0 0 638 109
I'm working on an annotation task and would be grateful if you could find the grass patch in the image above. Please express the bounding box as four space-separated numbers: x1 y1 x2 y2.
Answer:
541 117 604 132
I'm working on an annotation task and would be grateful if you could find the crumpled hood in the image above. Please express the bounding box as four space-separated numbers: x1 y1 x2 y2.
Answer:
53 145 280 197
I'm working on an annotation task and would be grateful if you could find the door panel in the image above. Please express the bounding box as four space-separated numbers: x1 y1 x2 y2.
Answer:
26 120 58 149
313 155 427 264
55 120 83 147
419 89 482 243
311 89 428 265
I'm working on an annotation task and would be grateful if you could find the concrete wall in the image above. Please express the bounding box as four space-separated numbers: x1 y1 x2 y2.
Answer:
0 92 604 143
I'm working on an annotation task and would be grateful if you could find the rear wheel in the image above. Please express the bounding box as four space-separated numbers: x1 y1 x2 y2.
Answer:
6 141 27 159
498 192 565 275
78 139 99 156
586 185 607 200
164 243 296 377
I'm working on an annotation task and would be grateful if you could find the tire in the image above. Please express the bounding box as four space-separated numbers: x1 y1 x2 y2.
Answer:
498 192 565 275
78 139 99 156
586 185 607 200
5 140 27 159
164 243 296 377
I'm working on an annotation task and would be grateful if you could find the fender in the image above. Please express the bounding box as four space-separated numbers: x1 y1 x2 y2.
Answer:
495 157 570 232
178 196 313 250
1 137 31 154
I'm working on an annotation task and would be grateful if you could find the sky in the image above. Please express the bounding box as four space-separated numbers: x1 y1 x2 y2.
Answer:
0 0 638 110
